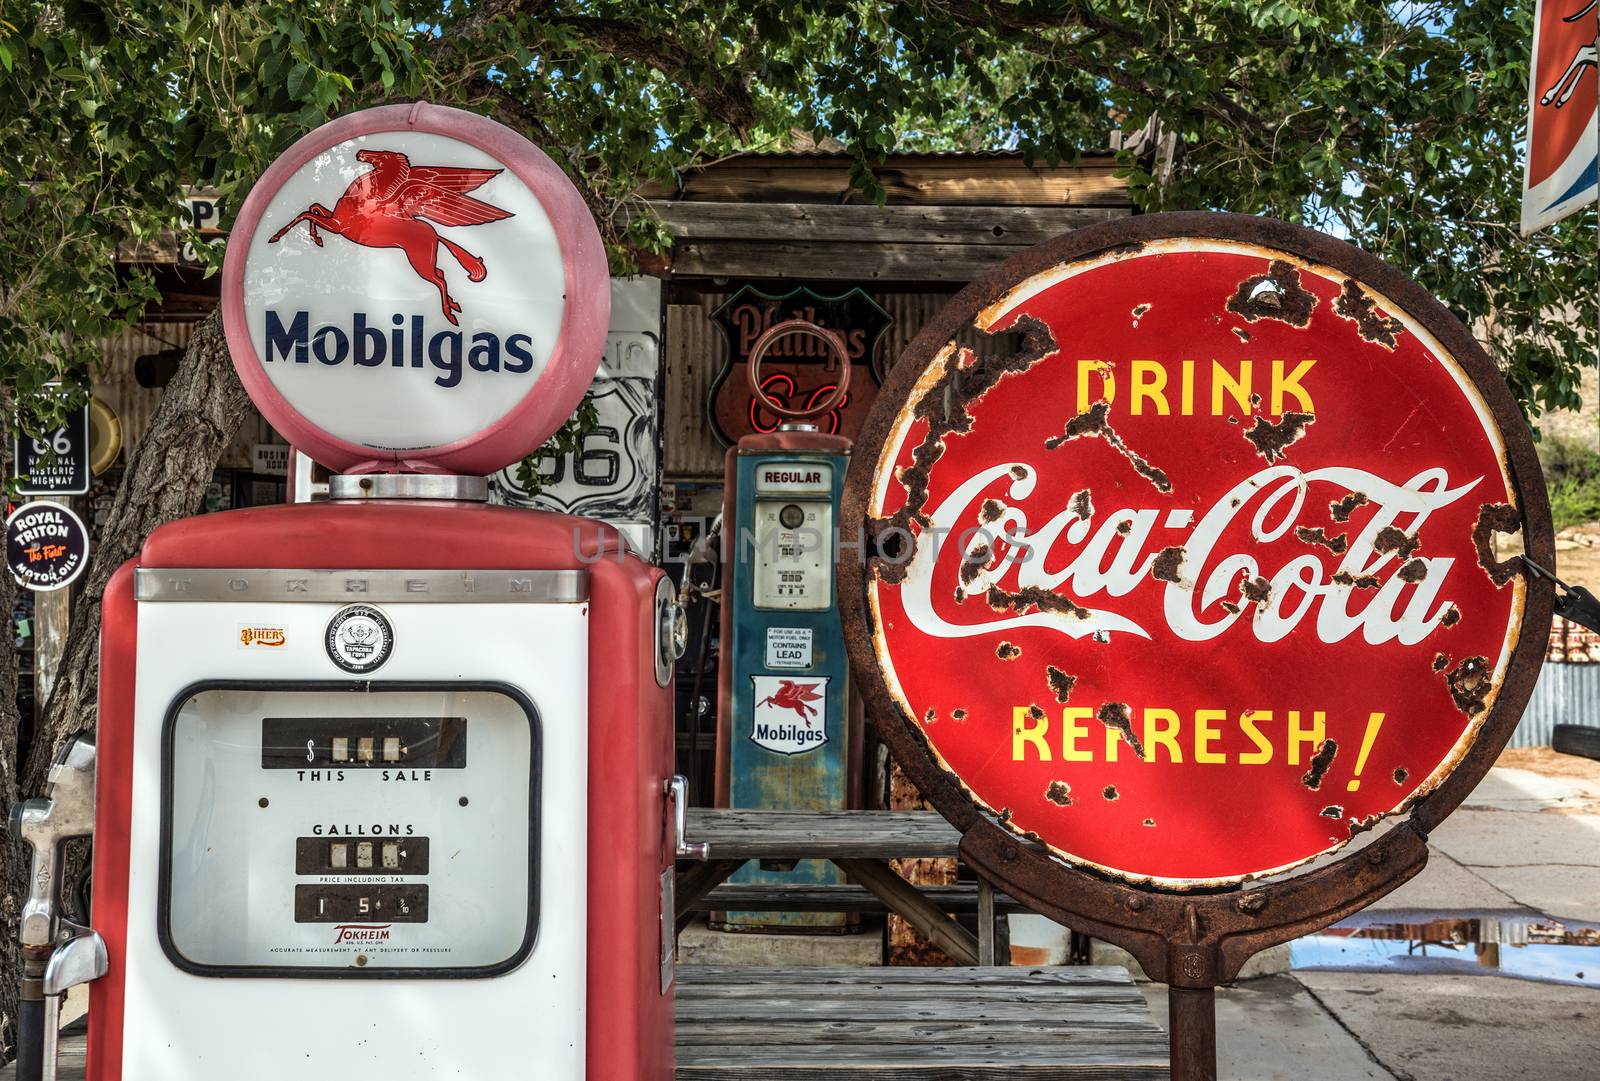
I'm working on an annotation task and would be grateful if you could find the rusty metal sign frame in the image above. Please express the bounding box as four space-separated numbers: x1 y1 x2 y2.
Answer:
836 212 1555 1081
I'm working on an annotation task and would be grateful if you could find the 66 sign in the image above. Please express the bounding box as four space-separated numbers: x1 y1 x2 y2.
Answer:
841 214 1551 889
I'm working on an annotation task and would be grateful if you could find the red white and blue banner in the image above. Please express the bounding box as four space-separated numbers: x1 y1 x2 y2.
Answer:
1523 0 1598 235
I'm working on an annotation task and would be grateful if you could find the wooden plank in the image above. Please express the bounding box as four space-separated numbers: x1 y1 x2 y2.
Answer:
684 809 961 860
669 240 1030 282
647 202 1122 246
689 882 1031 915
677 964 1137 985
835 859 979 966
639 155 1131 207
675 858 746 932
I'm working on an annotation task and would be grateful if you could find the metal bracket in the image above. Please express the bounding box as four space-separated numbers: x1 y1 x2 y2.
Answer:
1523 556 1600 633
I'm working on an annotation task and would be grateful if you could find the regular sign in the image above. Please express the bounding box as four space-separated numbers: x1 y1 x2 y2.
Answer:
842 214 1549 888
222 103 610 475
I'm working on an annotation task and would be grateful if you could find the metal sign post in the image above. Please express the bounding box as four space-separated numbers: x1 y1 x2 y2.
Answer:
837 213 1553 1080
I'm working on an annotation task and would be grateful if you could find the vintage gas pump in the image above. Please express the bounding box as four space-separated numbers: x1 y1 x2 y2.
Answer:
27 104 682 1081
715 321 859 932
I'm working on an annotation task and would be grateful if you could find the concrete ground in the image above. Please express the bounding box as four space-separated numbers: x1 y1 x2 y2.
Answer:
1134 746 1600 1081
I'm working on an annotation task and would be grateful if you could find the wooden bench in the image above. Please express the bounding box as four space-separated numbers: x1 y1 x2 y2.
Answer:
22 969 1171 1080
675 964 1168 1078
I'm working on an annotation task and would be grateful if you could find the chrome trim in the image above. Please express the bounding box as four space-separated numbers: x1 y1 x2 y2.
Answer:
328 474 489 502
135 568 590 603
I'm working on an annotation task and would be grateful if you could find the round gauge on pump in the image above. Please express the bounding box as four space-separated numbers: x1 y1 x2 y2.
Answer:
779 503 806 529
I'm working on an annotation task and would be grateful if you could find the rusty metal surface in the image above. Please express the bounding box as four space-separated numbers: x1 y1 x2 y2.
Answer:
836 213 1554 1058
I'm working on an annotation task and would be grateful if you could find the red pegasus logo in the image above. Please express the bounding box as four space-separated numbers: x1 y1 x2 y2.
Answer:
268 149 514 325
756 680 825 724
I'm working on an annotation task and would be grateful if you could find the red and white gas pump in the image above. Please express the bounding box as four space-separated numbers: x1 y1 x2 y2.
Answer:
18 103 682 1081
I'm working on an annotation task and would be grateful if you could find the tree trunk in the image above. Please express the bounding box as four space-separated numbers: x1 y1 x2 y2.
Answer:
0 424 23 1057
22 309 249 795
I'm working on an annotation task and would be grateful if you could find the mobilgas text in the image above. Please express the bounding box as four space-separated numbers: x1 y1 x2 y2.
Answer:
264 310 537 388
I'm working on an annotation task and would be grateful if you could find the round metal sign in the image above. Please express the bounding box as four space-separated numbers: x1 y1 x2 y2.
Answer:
222 102 610 476
841 213 1552 889
6 500 89 592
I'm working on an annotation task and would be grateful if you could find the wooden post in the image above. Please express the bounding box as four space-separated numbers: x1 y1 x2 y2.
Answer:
30 498 73 714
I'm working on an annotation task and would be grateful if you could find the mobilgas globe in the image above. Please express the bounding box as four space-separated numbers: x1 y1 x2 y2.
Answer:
264 310 537 389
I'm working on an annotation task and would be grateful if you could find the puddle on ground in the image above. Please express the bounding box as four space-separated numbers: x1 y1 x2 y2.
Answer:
1291 916 1600 988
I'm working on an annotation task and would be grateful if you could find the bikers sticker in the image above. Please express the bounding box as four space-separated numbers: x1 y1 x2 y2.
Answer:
6 501 88 591
751 675 829 755
325 604 394 674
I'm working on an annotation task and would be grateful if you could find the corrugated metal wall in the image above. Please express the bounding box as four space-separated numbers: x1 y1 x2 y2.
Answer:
96 322 279 470
665 290 1001 480
1512 660 1600 748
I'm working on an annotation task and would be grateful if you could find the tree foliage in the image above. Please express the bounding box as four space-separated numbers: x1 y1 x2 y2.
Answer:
2 0 1592 428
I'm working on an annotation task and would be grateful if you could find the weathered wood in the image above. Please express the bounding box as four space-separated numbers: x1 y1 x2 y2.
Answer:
638 154 1131 207
647 202 1123 246
669 239 1032 281
978 878 996 966
835 858 979 966
675 858 746 932
675 965 1168 1079
684 809 961 860
690 882 1030 915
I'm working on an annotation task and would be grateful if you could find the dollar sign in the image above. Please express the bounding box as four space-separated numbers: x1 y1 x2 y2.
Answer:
306 739 315 762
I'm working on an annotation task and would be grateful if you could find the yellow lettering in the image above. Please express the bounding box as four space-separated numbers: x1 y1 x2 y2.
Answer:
1105 723 1121 763
1063 708 1094 762
1076 360 1116 413
1288 710 1325 766
1194 709 1227 763
1272 359 1316 413
1130 361 1169 416
1212 360 1253 416
1143 708 1183 763
1013 707 1051 761
1239 710 1274 765
1181 359 1195 415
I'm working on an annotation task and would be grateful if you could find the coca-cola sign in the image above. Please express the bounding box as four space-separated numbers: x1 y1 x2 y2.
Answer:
841 214 1551 888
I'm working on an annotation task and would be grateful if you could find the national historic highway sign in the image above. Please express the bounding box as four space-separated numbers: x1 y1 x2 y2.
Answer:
840 213 1552 891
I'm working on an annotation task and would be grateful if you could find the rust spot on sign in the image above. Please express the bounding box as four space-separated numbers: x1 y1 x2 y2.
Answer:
1070 488 1094 520
987 584 1090 620
1116 519 1133 535
1320 805 1344 819
1045 781 1074 806
1296 526 1348 554
1398 558 1429 583
1373 525 1422 561
1334 279 1403 349
952 708 968 722
1432 653 1450 672
1102 785 1119 801
1301 739 1339 790
1333 571 1382 589
1143 818 1156 827
924 708 936 724
1244 411 1314 462
1028 705 1046 721
1443 655 1491 716
1131 303 1151 326
1096 702 1146 759
1226 259 1318 327
1045 401 1173 493
1046 666 1077 704
1151 546 1185 583
980 498 1005 523
1393 767 1409 784
1221 600 1241 614
868 315 1059 584
1471 503 1521 586
1440 605 1460 627
959 542 992 586
1009 465 1028 480
996 641 1021 660
1232 327 1250 343
1240 575 1272 605
1330 491 1369 522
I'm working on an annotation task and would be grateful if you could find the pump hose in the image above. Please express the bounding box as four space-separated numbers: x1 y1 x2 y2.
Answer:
15 993 43 1081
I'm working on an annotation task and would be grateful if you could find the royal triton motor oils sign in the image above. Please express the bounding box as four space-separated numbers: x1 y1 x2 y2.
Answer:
842 213 1549 889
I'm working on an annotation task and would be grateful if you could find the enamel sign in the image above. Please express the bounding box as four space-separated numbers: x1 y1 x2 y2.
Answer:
842 214 1549 888
223 103 610 475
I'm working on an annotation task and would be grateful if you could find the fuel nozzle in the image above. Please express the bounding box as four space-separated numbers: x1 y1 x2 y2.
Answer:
12 737 98 949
